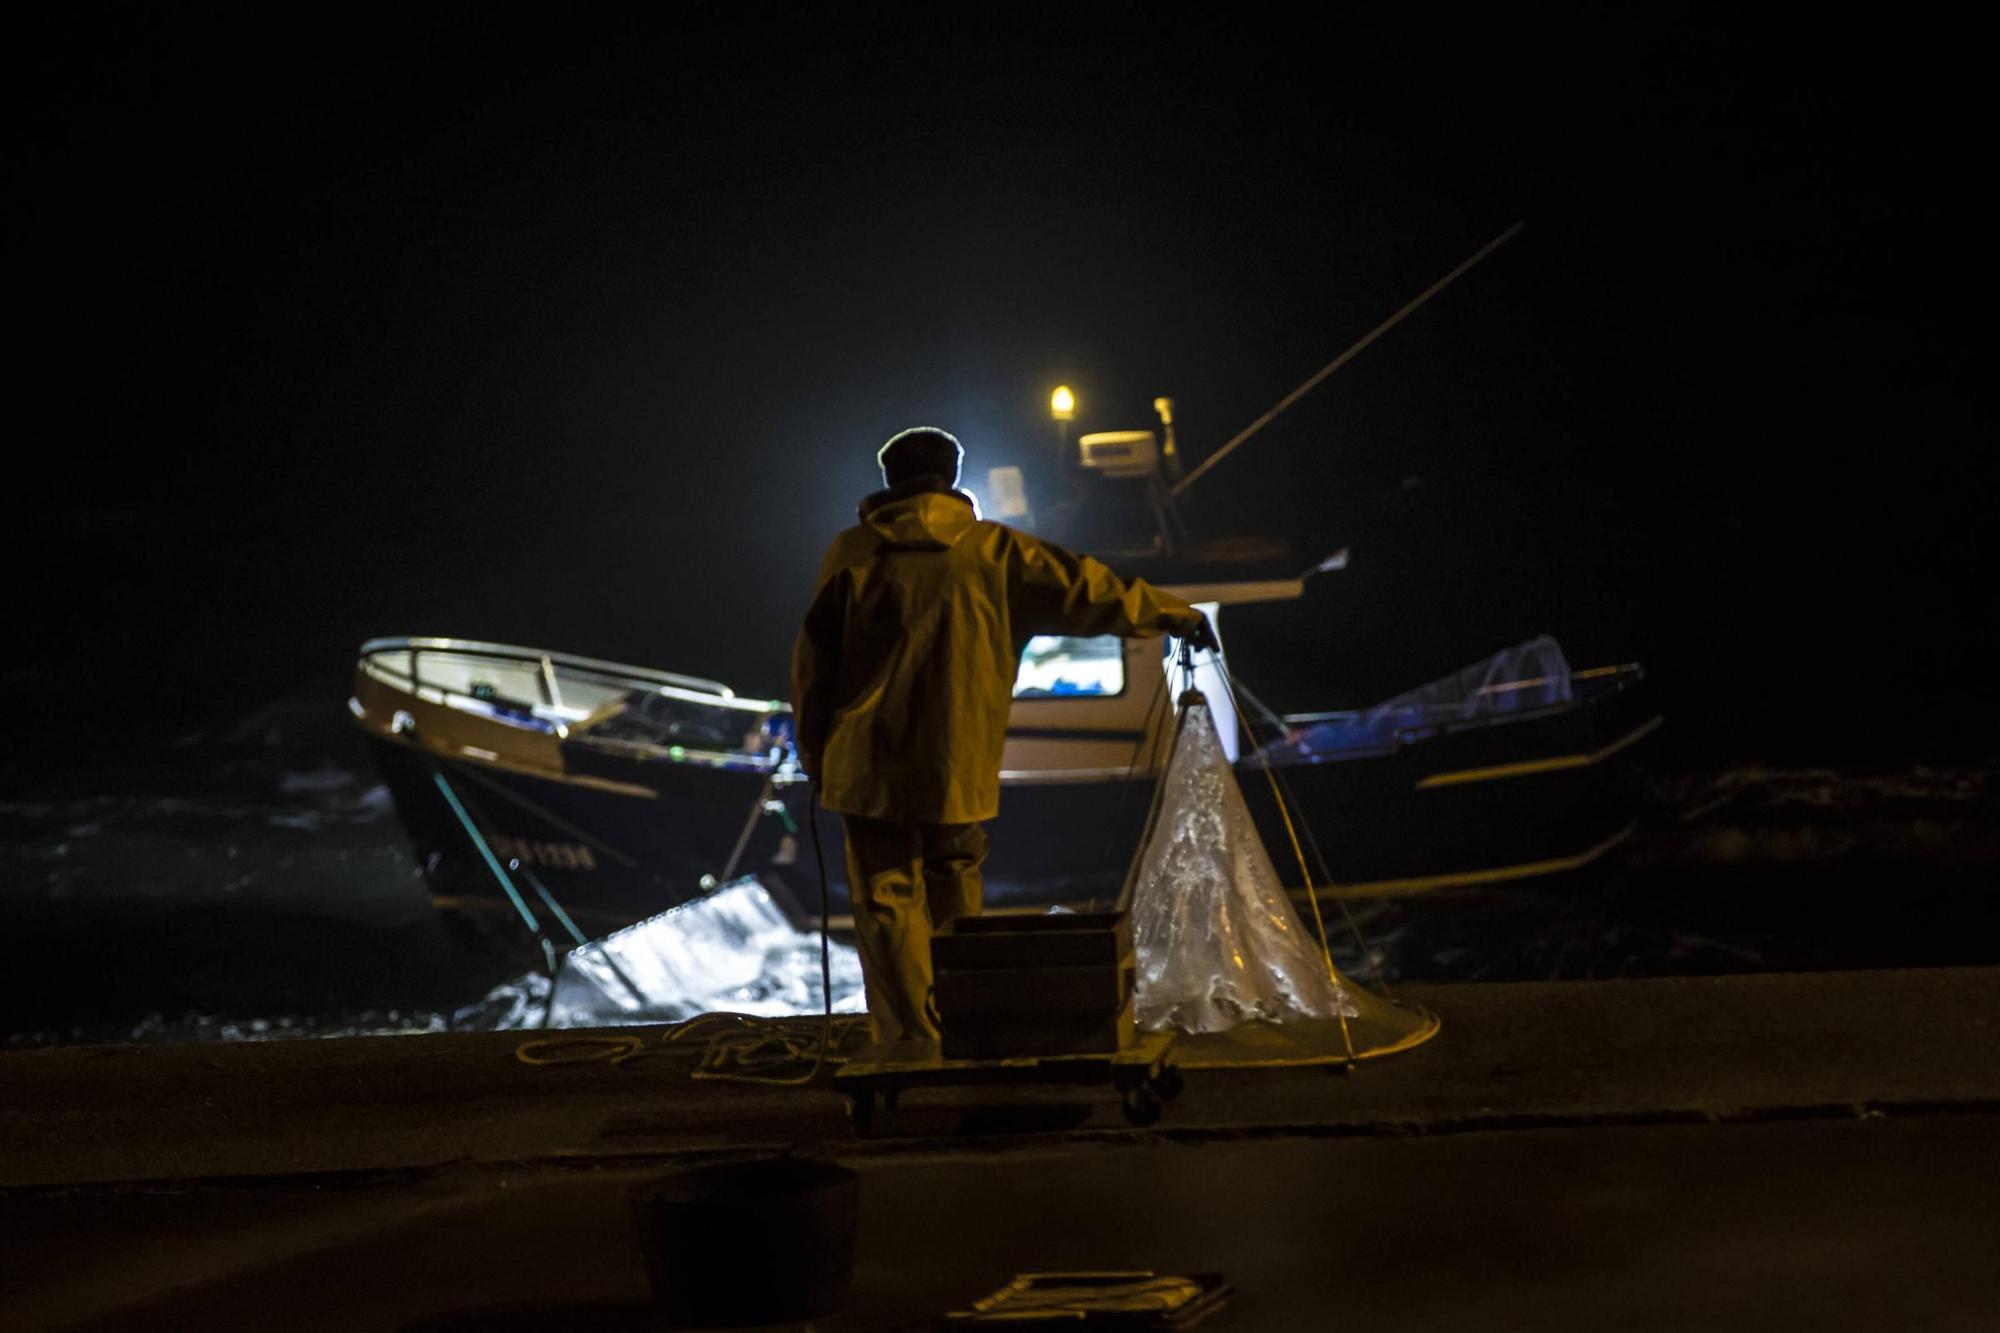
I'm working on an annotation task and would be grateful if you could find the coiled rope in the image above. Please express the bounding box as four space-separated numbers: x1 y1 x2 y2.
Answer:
514 1012 870 1078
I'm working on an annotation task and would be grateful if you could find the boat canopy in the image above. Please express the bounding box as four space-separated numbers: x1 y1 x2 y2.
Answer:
1261 635 1575 763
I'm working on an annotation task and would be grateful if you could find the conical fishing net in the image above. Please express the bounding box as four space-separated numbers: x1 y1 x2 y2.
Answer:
1130 697 1351 1033
1128 690 1438 1064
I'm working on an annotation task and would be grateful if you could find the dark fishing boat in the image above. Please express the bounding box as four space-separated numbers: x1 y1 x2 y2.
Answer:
352 595 1655 937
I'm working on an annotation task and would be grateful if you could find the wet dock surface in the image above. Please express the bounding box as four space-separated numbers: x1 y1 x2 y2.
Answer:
5 966 1996 1329
12 1115 1997 1331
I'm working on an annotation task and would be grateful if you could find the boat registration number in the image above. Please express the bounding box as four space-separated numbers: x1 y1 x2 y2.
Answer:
490 835 599 872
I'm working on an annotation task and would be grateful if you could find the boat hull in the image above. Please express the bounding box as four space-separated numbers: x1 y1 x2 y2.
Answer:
373 683 1658 933
352 634 1658 936
367 735 771 932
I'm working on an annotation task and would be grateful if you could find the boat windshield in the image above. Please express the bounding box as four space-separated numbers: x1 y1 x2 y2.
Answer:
1013 635 1125 698
574 683 774 753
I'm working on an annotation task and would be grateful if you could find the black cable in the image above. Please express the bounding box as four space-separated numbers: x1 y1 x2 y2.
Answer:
810 787 834 1059
640 793 841 1086
513 785 849 1083
1095 664 1174 886
1213 648 1395 1000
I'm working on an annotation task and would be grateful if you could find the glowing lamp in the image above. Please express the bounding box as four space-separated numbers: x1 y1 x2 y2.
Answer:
1050 385 1076 421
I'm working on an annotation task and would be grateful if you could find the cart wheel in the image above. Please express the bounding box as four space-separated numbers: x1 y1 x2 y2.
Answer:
846 1091 875 1136
1153 1064 1185 1102
1120 1084 1162 1127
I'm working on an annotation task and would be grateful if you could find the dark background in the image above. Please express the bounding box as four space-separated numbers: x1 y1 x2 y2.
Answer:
14 10 1992 772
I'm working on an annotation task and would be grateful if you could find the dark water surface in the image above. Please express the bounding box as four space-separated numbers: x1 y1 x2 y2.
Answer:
4 684 1993 1049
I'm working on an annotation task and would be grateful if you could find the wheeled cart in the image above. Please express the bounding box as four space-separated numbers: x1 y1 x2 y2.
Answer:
834 1030 1182 1135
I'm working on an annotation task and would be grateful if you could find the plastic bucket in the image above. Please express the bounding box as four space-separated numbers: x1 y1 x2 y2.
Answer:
630 1155 859 1326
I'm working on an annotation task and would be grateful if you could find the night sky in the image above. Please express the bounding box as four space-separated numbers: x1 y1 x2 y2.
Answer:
16 12 1990 770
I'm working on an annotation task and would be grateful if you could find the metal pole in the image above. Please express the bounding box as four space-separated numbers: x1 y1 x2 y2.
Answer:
1171 221 1525 500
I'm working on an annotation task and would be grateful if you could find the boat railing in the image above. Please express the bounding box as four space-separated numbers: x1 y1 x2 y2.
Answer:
357 637 786 742
360 636 741 698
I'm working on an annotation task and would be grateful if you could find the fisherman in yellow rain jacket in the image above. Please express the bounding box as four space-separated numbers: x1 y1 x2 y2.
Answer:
792 427 1212 1045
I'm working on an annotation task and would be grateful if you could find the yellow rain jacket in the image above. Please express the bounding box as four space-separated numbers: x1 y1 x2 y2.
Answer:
792 479 1200 825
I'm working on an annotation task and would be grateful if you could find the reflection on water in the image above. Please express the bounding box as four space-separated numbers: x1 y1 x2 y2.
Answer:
3 688 1993 1048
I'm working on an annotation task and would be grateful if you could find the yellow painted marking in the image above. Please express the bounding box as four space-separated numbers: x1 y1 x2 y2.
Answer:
1414 715 1663 790
1296 821 1638 900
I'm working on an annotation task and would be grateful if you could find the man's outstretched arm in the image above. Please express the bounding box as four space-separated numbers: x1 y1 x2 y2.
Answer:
1006 532 1206 642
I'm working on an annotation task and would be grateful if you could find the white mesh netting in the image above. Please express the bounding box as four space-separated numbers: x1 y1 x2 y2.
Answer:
1129 697 1358 1034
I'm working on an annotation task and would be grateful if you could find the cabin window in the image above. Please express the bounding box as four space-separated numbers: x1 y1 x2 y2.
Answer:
1013 635 1125 699
414 653 544 708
